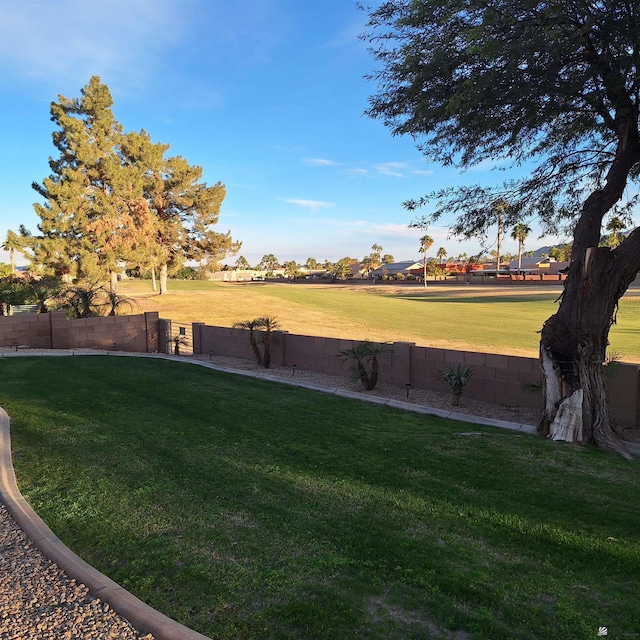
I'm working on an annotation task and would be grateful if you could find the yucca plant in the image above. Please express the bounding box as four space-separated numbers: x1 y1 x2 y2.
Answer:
338 340 393 391
437 363 474 406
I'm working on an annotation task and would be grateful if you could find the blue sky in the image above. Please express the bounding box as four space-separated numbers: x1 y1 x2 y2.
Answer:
0 0 570 268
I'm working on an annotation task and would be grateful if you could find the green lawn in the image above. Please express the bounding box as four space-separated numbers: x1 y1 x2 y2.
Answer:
2 356 639 639
120 281 640 361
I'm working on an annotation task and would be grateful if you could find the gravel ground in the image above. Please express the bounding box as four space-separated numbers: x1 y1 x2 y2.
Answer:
191 353 541 425
0 504 154 640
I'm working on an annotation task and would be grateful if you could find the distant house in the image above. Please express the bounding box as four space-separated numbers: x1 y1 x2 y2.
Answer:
349 263 368 279
473 260 510 275
371 260 423 279
508 256 569 274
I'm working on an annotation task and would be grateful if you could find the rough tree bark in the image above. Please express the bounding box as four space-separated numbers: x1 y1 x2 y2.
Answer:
539 126 640 457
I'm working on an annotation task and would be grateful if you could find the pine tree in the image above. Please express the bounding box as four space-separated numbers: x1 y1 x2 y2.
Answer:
31 77 153 291
120 130 240 294
30 77 240 295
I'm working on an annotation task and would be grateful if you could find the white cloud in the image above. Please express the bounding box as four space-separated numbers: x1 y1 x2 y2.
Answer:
346 168 369 176
304 158 340 166
284 199 334 212
412 169 435 176
323 220 448 240
375 162 408 177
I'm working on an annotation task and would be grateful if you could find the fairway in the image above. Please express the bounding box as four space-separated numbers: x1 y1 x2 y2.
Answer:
119 280 640 361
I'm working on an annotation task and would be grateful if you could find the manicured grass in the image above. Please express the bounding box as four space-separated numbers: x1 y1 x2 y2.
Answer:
2 356 639 639
120 280 640 360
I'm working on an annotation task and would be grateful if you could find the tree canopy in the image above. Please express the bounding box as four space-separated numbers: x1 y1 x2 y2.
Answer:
363 0 640 241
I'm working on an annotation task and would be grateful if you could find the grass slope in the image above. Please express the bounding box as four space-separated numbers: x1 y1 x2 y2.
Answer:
2 356 639 639
120 281 640 361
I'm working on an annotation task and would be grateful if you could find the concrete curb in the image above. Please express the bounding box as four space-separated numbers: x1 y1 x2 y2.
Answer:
0 410 211 639
162 353 538 436
0 350 539 640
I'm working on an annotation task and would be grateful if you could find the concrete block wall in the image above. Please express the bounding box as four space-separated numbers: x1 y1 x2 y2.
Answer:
606 362 640 430
0 311 159 353
195 322 638 429
1 312 636 429
195 325 543 407
0 313 53 349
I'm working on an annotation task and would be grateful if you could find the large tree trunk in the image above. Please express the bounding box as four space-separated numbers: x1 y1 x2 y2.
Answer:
539 104 640 457
151 267 157 292
539 231 640 459
159 263 168 295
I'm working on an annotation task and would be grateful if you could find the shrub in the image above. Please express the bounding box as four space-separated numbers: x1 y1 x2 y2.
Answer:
0 276 32 314
173 266 207 280
437 363 474 406
338 340 393 391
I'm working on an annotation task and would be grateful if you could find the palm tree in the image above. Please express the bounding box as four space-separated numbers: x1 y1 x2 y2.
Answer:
510 223 532 272
2 230 22 274
233 319 264 366
233 316 280 368
102 290 137 316
370 244 383 267
283 260 300 279
491 199 509 276
27 276 63 313
337 340 394 390
235 255 251 270
256 316 280 369
258 254 279 272
605 216 626 247
361 255 375 277
436 247 447 265
330 258 354 281
63 282 104 318
419 234 434 288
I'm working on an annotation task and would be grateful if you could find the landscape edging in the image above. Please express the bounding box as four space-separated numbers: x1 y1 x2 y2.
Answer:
0 402 212 640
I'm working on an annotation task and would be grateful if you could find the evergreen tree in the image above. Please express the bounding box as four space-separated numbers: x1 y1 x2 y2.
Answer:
31 77 154 291
30 77 239 295
120 129 240 294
